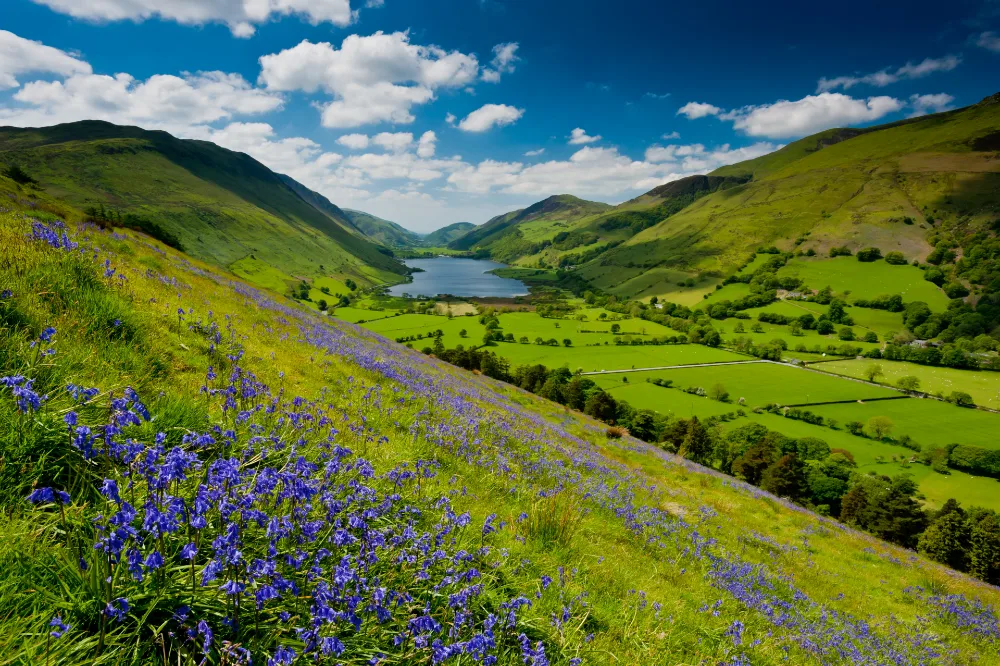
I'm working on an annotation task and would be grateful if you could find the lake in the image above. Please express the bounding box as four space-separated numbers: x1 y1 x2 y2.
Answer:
389 257 528 298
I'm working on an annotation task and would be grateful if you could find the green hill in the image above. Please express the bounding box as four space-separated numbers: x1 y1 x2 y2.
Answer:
0 120 407 287
4 199 1000 665
423 221 476 246
342 208 424 248
447 194 613 260
575 93 1000 299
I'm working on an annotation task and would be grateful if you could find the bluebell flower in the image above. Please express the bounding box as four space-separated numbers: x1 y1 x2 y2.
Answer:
49 615 71 638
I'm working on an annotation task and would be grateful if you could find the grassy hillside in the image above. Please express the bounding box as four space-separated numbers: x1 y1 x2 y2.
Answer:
424 221 477 246
5 194 1000 664
342 208 423 248
578 94 1000 299
0 121 407 287
448 195 613 260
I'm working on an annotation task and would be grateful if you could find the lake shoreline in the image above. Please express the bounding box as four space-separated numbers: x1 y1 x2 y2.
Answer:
389 256 530 298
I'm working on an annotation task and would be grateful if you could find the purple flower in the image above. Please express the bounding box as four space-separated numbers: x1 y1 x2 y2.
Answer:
27 487 69 505
0 289 11 299
105 597 129 623
181 542 197 560
49 615 71 638
38 327 57 343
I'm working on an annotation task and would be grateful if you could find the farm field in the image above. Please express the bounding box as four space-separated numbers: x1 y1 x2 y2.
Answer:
601 381 740 418
360 312 485 346
498 310 678 346
744 300 905 336
777 257 950 309
815 358 1000 409
606 362 900 407
491 342 747 370
810 398 1000 450
331 306 397 324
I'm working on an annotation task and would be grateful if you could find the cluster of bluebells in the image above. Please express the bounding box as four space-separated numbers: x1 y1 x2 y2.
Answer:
29 219 78 251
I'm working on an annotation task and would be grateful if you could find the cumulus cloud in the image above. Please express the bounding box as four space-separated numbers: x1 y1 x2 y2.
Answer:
524 148 545 157
644 142 780 171
2 69 283 131
372 132 414 152
481 42 520 83
337 133 370 150
258 32 479 127
719 93 903 138
29 0 362 37
817 54 962 92
417 131 437 158
909 93 955 116
568 128 601 145
661 131 680 140
677 102 722 119
0 29 91 90
457 103 524 132
976 31 1000 52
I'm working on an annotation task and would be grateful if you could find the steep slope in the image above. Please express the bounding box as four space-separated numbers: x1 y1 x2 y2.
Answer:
342 208 423 248
577 92 1000 299
423 221 476 246
0 120 407 285
448 194 613 260
5 205 1000 665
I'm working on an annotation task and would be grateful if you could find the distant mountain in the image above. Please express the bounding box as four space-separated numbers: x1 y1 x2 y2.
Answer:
342 208 423 248
447 194 613 261
0 120 407 285
424 222 476 246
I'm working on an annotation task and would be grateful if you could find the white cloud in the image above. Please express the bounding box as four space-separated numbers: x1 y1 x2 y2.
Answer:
336 133 370 150
372 131 414 152
417 131 437 158
481 42 520 82
30 0 362 37
817 55 962 92
568 128 601 145
644 142 779 171
3 69 283 131
0 29 91 90
720 93 903 138
644 92 671 100
676 101 722 119
258 32 479 127
445 112 457 125
909 93 955 116
524 148 545 157
661 131 680 140
977 31 1000 52
457 103 524 132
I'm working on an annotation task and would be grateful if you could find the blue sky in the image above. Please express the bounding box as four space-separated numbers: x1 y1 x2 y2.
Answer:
1 0 999 232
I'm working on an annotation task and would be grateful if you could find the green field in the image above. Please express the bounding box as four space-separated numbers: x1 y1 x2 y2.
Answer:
491 342 746 370
815 358 1000 409
593 362 899 407
777 257 950 309
498 310 678 346
811 398 1000 450
331 306 397 324
360 312 485 346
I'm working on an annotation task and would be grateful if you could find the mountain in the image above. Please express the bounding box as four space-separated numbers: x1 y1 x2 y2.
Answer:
447 194 613 261
575 93 1000 299
0 120 407 286
423 221 476 246
341 208 423 248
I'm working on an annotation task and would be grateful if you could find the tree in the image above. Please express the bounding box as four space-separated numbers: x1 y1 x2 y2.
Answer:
949 391 975 408
856 247 883 262
482 331 495 346
2 163 38 185
795 437 830 461
884 251 907 265
679 417 713 465
708 383 729 402
817 320 835 335
760 454 809 502
838 327 855 341
459 329 468 338
316 299 328 311
969 513 1000 585
840 475 927 548
864 363 884 382
563 338 572 347
584 390 618 423
610 323 621 334
867 416 894 440
896 375 921 391
731 440 778 485
918 504 970 571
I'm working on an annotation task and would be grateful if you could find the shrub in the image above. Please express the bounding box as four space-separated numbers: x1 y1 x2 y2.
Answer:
948 391 975 408
606 426 627 439
829 246 852 257
857 247 883 262
867 415 894 439
884 251 907 265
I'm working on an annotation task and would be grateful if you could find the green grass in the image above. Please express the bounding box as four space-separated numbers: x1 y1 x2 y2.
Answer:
592 362 899 407
810 398 1000 450
489 342 746 371
776 257 950 308
360 312 485 346
815 358 1000 409
5 209 1000 665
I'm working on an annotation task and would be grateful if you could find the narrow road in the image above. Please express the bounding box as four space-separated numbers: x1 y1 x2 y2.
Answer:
580 360 764 375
